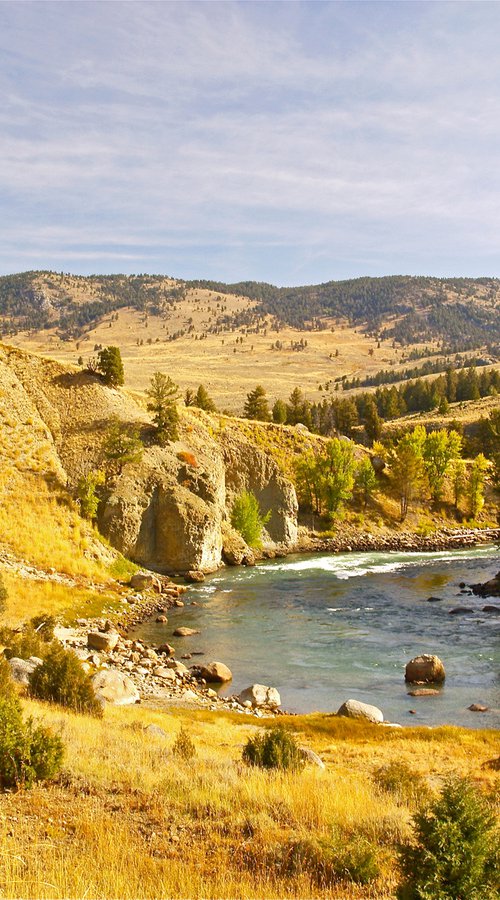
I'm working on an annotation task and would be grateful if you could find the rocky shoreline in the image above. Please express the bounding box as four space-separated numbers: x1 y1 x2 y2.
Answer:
291 525 500 558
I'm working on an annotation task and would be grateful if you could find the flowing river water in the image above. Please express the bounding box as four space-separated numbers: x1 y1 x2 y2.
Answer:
133 546 500 728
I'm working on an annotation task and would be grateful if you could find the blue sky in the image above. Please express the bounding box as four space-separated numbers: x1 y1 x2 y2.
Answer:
1 0 500 284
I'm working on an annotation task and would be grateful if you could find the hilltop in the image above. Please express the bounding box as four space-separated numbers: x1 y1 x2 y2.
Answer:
1 271 499 413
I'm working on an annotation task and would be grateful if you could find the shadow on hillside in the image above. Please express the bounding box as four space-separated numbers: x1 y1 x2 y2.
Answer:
52 370 104 389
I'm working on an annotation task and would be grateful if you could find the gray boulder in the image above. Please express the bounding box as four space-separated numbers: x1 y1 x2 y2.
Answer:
237 684 281 708
92 670 140 705
8 656 40 686
337 698 384 724
130 571 162 592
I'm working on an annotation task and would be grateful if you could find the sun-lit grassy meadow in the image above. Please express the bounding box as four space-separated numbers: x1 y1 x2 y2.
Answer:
0 698 497 900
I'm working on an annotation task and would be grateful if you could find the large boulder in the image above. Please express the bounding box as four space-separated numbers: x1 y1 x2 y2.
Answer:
337 699 384 724
405 654 446 684
92 670 140 705
238 684 281 708
87 631 119 652
8 656 41 686
199 661 233 683
173 627 199 637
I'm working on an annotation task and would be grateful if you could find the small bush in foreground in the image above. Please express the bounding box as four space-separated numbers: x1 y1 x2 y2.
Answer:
242 726 304 772
0 695 64 790
29 645 103 717
397 776 499 899
172 727 196 760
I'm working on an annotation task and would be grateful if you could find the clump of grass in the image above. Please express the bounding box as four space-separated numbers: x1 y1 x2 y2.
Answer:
374 760 432 808
242 726 304 772
172 726 196 760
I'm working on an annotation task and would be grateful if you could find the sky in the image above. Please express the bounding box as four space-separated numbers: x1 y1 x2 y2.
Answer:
1 0 500 285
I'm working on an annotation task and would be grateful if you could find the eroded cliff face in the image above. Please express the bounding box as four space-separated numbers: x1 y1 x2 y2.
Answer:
98 420 298 573
0 346 298 573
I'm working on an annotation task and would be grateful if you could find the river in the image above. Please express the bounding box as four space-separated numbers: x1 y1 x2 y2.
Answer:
132 546 500 728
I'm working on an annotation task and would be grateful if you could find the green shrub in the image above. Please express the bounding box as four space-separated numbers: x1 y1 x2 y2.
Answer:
242 726 304 772
374 760 432 808
29 614 57 643
1 624 50 661
29 645 103 717
397 776 499 899
231 490 271 548
172 727 196 760
0 694 64 790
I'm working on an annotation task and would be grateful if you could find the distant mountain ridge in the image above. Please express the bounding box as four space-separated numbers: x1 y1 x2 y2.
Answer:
0 270 499 354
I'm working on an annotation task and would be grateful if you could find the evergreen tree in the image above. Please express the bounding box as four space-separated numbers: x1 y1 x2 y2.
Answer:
194 384 216 412
244 385 271 421
146 372 179 444
272 398 287 424
364 398 382 444
102 416 143 477
96 346 124 386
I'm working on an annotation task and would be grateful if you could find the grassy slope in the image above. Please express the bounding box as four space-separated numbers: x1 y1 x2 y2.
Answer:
1 699 497 900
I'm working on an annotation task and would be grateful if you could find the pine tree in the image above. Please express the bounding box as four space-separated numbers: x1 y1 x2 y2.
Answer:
146 372 179 444
244 385 271 421
195 384 216 412
96 346 124 386
102 416 143 477
272 398 287 424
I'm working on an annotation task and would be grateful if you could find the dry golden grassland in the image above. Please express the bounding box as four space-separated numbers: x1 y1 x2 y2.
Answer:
10 287 442 412
0 699 497 900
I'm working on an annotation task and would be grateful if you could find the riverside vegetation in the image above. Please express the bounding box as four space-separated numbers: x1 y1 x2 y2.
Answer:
0 330 499 897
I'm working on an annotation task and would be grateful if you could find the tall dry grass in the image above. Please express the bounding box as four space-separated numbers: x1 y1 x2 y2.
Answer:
0 700 497 899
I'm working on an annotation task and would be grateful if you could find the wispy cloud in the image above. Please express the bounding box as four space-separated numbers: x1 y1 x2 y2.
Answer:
1 0 500 281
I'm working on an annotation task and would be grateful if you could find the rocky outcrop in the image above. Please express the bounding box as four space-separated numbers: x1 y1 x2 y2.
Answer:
405 654 446 684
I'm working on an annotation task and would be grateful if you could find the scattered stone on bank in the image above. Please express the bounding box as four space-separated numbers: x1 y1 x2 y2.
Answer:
130 572 162 593
8 656 41 685
408 688 441 697
173 626 199 637
158 643 175 655
198 661 233 683
174 599 184 607
468 703 489 712
336 698 384 724
87 631 119 652
405 654 446 684
92 669 140 705
185 570 205 583
152 666 176 681
155 615 168 623
237 684 281 708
